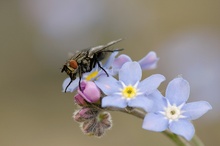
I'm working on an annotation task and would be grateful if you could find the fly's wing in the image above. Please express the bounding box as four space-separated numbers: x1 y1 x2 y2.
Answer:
88 38 123 58
69 50 87 61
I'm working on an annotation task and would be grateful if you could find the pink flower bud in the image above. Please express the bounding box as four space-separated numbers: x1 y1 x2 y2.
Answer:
78 81 101 103
74 94 87 106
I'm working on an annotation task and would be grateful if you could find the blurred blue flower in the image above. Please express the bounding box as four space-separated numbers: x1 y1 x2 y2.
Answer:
110 51 159 75
142 77 212 141
95 61 165 110
62 52 119 92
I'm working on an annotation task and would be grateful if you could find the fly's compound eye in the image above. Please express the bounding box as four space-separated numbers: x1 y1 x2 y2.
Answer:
69 60 78 69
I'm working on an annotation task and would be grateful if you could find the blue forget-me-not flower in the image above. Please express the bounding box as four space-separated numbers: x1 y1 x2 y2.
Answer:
142 77 212 141
95 61 165 110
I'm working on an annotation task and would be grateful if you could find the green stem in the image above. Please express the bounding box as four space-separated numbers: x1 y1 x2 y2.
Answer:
191 135 205 146
163 131 191 146
106 107 203 146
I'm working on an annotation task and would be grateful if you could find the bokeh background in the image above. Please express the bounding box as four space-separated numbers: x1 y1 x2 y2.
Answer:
1 0 220 145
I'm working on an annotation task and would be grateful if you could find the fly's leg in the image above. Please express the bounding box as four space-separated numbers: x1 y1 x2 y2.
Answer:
92 53 109 77
78 66 83 91
101 48 124 53
97 61 109 77
65 79 73 93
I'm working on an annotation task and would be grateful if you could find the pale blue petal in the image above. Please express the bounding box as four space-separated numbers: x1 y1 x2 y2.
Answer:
62 77 79 92
182 101 212 120
95 76 121 95
138 74 165 95
97 70 108 78
99 61 117 77
103 51 118 69
106 68 117 76
111 54 132 75
138 51 159 70
119 62 142 85
101 95 127 108
142 113 168 132
169 120 195 141
97 67 112 78
128 95 153 112
112 54 132 69
166 77 190 105
147 90 167 112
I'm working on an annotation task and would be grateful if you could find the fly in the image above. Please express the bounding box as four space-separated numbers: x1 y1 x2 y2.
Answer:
62 39 123 92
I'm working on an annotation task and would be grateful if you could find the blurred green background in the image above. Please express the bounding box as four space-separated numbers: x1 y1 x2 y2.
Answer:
1 0 220 146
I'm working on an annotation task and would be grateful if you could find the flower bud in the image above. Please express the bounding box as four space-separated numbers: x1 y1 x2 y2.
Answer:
97 112 112 129
74 94 87 106
80 111 112 137
73 107 99 122
78 81 101 103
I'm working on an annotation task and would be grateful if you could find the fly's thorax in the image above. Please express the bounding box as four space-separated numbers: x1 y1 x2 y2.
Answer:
80 57 93 72
96 51 107 61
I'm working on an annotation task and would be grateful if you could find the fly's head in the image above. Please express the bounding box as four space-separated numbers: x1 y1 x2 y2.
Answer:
61 60 78 80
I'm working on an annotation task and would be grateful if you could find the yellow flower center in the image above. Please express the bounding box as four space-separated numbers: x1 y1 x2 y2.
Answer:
122 86 137 99
85 71 99 81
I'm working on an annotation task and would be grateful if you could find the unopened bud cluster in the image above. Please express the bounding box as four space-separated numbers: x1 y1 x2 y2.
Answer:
72 81 112 137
